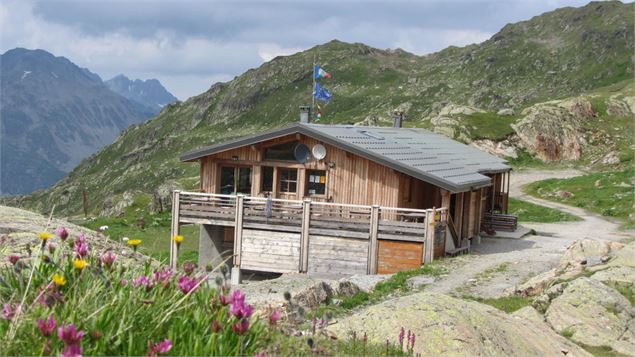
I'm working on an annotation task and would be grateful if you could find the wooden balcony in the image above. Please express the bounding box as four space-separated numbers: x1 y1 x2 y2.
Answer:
170 191 448 276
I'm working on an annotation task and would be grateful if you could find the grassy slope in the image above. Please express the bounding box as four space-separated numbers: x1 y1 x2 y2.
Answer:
525 169 634 229
508 197 582 223
14 1 634 218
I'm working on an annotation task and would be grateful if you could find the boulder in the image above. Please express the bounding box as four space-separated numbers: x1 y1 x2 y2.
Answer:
545 278 635 355
511 306 544 325
557 239 625 277
497 108 514 116
591 266 635 295
406 275 435 289
344 274 392 292
330 292 589 356
601 151 620 165
512 268 558 297
438 104 484 116
470 139 518 159
291 281 335 311
152 181 180 213
606 97 633 117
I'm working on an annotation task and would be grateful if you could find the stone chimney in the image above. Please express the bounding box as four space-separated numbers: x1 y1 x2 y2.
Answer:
299 106 311 123
392 110 404 128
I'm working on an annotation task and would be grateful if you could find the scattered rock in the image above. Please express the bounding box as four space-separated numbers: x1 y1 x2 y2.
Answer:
344 274 392 292
601 151 620 165
512 268 558 297
152 181 180 213
590 266 635 295
331 280 361 297
291 281 335 311
545 278 635 355
594 179 602 187
406 275 435 289
470 139 518 159
497 108 515 116
556 190 574 199
438 104 484 116
330 292 590 356
557 239 625 277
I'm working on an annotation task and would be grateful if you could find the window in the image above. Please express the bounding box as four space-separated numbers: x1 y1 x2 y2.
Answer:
264 141 299 161
219 166 251 195
307 170 326 195
262 166 274 192
279 169 297 193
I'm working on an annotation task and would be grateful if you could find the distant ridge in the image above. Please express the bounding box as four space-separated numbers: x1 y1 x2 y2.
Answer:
105 74 178 116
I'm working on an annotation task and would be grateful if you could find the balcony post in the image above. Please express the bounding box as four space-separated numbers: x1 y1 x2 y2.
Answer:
368 205 380 274
300 199 311 273
233 194 244 268
170 190 181 270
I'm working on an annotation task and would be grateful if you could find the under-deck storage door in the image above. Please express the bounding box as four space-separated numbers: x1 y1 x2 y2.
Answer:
239 229 301 273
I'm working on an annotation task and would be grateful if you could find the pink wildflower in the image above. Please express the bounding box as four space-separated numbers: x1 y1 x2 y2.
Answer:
211 320 223 333
152 269 174 285
61 344 82 357
132 275 154 289
1 303 21 320
229 292 253 320
8 255 20 265
177 276 199 294
232 319 250 335
55 227 69 241
398 326 405 349
219 294 231 306
57 323 85 346
74 242 89 258
269 309 281 325
37 315 57 337
47 243 56 254
100 251 116 268
182 261 197 275
148 339 172 357
76 233 87 244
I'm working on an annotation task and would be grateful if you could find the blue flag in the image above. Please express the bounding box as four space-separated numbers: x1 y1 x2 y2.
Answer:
313 82 332 103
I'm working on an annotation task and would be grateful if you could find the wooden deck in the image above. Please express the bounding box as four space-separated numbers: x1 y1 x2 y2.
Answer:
170 191 448 275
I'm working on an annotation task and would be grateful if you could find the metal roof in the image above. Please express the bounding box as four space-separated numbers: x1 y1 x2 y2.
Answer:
180 123 511 193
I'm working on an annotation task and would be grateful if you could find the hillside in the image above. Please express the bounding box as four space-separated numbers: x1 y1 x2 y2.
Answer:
14 1 635 216
105 74 178 116
0 48 152 195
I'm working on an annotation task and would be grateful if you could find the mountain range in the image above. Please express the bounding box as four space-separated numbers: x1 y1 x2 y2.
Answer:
105 74 178 116
9 1 635 216
0 48 176 195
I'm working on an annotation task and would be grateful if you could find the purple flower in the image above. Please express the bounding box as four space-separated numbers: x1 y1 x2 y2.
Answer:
153 269 174 284
148 339 172 357
409 332 416 350
100 251 116 268
61 344 82 357
55 227 69 241
37 315 57 337
232 319 250 335
269 309 281 325
219 294 231 306
8 255 20 265
211 320 223 333
177 276 199 294
229 290 253 320
398 326 405 348
47 243 56 254
1 303 21 320
254 352 267 357
76 233 87 244
132 276 154 289
120 279 129 286
57 323 85 346
74 242 89 258
182 261 197 275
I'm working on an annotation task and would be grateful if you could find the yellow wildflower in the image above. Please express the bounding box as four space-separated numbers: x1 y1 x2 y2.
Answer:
52 273 66 286
38 232 54 241
73 259 88 270
128 239 142 252
172 235 184 245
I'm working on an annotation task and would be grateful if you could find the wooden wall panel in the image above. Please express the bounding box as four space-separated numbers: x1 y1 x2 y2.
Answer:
377 240 423 274
240 229 300 273
307 236 368 276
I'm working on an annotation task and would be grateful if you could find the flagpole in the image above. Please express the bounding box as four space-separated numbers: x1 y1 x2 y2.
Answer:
312 53 316 120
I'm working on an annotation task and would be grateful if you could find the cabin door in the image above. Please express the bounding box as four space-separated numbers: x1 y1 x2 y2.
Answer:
219 166 252 195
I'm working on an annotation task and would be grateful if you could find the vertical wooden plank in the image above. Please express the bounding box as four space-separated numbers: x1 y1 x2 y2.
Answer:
233 195 244 267
368 205 379 274
252 165 261 196
454 192 464 243
272 167 279 198
297 168 306 200
300 199 311 273
424 208 435 263
170 190 181 270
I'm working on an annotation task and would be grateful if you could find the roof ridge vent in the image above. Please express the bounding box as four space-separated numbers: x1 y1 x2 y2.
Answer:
356 129 385 140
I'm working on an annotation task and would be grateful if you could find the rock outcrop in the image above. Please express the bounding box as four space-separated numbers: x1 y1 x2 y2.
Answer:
511 97 595 161
330 292 589 356
545 278 635 355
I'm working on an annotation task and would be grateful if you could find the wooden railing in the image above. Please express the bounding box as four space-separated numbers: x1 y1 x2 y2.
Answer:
171 191 448 274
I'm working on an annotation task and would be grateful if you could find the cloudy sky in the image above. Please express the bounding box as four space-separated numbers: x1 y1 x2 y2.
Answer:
1 0 592 99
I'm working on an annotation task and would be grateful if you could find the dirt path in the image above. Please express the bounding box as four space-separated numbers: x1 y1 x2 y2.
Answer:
425 169 635 299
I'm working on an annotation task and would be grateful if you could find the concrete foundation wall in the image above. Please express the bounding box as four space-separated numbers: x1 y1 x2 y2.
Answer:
199 224 233 268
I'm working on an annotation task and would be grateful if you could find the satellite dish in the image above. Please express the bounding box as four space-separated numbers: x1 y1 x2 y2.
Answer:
294 143 311 163
312 144 327 160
